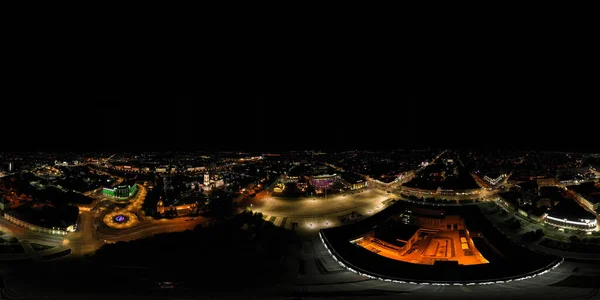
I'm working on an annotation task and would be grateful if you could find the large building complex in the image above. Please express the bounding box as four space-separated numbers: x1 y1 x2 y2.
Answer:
544 197 597 231
568 181 600 213
352 205 487 266
103 183 138 198
156 197 199 215
484 173 506 186
310 174 340 190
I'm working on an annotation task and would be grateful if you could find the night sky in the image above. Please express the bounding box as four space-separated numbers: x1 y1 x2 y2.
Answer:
3 42 597 153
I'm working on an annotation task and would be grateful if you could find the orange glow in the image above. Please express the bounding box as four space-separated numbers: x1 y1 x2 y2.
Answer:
355 230 488 266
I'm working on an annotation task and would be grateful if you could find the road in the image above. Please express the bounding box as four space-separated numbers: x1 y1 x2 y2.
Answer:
97 216 206 243
0 183 208 258
0 160 598 299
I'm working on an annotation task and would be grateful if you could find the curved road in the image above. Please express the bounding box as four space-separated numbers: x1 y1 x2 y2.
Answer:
0 184 208 257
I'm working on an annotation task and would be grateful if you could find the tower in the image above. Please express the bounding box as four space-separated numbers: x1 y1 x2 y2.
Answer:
204 173 210 186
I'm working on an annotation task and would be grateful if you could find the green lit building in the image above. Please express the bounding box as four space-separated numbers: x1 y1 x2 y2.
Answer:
103 184 138 198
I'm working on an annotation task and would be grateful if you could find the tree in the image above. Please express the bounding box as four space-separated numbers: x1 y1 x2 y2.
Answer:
569 235 580 243
8 237 18 244
535 229 544 239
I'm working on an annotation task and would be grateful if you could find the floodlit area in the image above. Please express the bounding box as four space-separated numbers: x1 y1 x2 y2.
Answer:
101 184 147 229
356 229 489 266
103 211 139 229
252 189 391 231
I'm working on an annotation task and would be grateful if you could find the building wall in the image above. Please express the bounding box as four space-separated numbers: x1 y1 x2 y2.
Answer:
350 181 368 190
3 212 68 235
412 215 464 231
103 184 138 198
310 174 339 189
544 215 597 231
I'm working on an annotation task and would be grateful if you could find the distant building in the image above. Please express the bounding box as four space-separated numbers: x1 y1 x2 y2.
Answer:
590 165 600 177
0 198 8 210
544 197 597 231
406 207 465 231
536 178 560 187
187 166 206 172
54 160 69 167
310 174 340 190
349 180 367 190
282 174 299 183
103 184 138 198
483 173 506 186
157 196 199 215
568 182 600 213
341 173 368 190
214 179 224 188
204 173 210 186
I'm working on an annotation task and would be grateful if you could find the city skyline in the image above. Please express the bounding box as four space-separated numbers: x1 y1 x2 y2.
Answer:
0 147 598 299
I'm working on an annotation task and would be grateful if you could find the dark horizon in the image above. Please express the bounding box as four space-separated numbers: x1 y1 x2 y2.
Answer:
4 76 598 153
3 96 596 154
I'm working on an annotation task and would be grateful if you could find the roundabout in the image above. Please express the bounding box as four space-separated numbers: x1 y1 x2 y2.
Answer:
103 211 139 229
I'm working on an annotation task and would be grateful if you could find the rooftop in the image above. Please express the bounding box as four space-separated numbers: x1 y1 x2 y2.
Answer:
547 198 595 221
569 182 600 205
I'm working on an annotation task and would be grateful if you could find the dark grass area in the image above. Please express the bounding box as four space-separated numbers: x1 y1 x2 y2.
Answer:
90 211 301 289
30 243 54 251
550 275 599 288
41 248 71 260
0 244 25 254
539 238 600 254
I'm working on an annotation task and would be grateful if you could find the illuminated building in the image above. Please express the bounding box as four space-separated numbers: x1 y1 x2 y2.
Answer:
349 180 367 190
568 182 600 212
341 173 368 190
590 165 600 177
103 184 138 198
545 214 597 231
157 197 198 215
282 175 299 183
310 174 340 190
405 207 465 231
0 198 8 210
543 198 597 231
483 173 506 186
536 178 560 187
214 179 224 188
273 183 285 193
204 173 210 186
